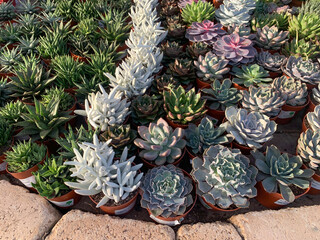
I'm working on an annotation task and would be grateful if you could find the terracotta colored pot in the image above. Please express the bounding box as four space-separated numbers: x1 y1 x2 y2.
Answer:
70 50 89 63
196 78 211 89
206 106 225 123
186 147 196 162
307 96 317 113
269 71 282 79
116 43 128 52
47 190 81 208
212 0 223 8
0 42 18 50
255 181 310 209
290 0 304 7
309 171 320 195
200 196 240 212
145 170 197 226
89 191 138 215
302 114 308 132
232 141 253 155
232 82 248 91
0 0 16 5
64 87 78 95
165 115 188 129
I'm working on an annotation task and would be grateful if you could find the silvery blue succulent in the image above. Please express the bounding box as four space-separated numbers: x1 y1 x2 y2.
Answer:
306 105 320 131
256 51 287 72
312 83 320 105
140 164 193 217
191 145 258 209
215 2 252 27
221 106 277 149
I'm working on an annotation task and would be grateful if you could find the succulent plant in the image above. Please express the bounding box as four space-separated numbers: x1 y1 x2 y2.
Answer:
186 42 211 60
140 164 193 217
191 145 258 209
186 117 233 154
213 34 257 65
0 118 12 148
134 118 186 165
252 145 314 203
181 1 215 25
227 24 256 40
5 141 47 173
289 13 320 41
17 35 39 56
312 83 320 105
194 52 230 81
166 16 186 40
306 105 320 132
64 135 143 207
186 21 226 44
297 129 320 172
272 76 308 106
131 95 165 126
39 12 62 26
161 41 185 63
231 64 272 87
221 106 277 149
0 1 15 21
0 101 26 124
152 74 179 95
168 58 196 85
0 22 21 45
41 0 56 14
255 26 289 50
53 0 75 21
164 86 207 125
17 0 39 15
73 0 99 22
201 79 242 111
178 0 206 8
282 56 320 86
0 47 20 73
100 125 137 158
0 78 11 107
41 87 74 111
16 14 42 39
282 37 320 61
37 30 68 59
74 85 130 132
256 51 287 72
251 12 289 32
241 85 286 117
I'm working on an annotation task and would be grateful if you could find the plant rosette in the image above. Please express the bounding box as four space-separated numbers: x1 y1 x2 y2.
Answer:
283 73 316 91
0 137 14 174
47 190 81 208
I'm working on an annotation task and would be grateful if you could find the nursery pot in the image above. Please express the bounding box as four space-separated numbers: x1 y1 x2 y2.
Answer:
232 141 253 155
165 115 201 129
145 170 197 226
116 43 128 52
269 71 282 79
36 138 60 155
232 82 248 91
41 57 51 67
47 190 81 208
186 147 197 164
212 0 223 8
206 106 225 123
255 181 310 210
307 95 317 113
0 0 16 6
309 171 320 195
89 191 139 216
199 196 240 212
196 78 211 90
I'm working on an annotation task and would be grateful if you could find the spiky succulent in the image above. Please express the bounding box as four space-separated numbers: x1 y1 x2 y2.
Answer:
213 34 257 65
0 78 11 107
282 56 320 85
131 95 165 126
227 24 256 40
186 117 233 154
297 129 320 172
17 0 39 15
162 41 185 63
231 64 272 87
186 42 211 60
272 76 308 106
134 118 186 166
289 13 320 41
312 83 320 105
164 86 207 125
0 101 26 124
221 106 277 149
152 74 179 95
251 12 289 32
0 47 20 73
181 1 215 25
201 79 242 111
0 118 12 148
169 58 196 85
252 145 314 203
41 87 74 111
256 51 287 72
241 85 286 117
306 105 320 132
191 145 258 209
186 21 226 44
0 23 21 45
140 164 193 217
194 52 230 81
0 1 15 21
255 26 288 50
282 38 320 61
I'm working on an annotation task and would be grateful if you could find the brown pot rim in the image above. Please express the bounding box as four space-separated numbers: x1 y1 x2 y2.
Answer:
282 94 310 112
201 196 241 212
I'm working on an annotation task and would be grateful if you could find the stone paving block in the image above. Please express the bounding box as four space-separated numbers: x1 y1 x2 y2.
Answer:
45 209 175 240
0 180 61 240
229 205 320 240
176 221 242 240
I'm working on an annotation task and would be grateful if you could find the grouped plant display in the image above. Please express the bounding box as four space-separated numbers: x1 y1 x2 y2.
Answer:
282 37 320 60
191 145 258 209
168 58 196 85
231 64 272 87
252 145 314 203
306 105 320 131
289 13 320 41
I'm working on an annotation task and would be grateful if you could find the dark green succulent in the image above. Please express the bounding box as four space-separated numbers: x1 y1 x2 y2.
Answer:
73 0 99 22
75 76 105 104
0 1 16 21
0 78 11 107
16 14 42 38
17 0 39 15
168 58 196 85
41 87 74 111
152 73 179 96
0 22 21 45
53 0 75 21
186 42 211 60
17 35 39 56
37 29 68 59
251 13 288 32
41 0 57 14
0 118 12 148
0 47 20 73
0 101 26 124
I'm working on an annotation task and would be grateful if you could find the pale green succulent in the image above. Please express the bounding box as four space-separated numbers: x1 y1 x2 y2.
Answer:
306 105 320 132
255 25 289 50
182 1 215 25
289 13 320 41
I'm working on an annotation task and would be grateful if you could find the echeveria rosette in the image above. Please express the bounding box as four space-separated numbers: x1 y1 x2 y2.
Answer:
306 105 320 132
194 52 230 81
140 164 193 218
252 145 314 203
213 34 257 65
215 2 252 27
178 0 206 9
186 21 226 44
255 25 289 50
282 56 320 86
312 83 320 104
297 129 320 172
186 117 233 155
241 85 287 117
221 106 277 149
134 118 186 166
191 145 258 209
227 24 256 40
256 51 287 72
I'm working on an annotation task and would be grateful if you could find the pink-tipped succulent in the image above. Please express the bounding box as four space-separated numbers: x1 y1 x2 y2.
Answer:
186 21 226 44
213 34 257 65
178 0 206 9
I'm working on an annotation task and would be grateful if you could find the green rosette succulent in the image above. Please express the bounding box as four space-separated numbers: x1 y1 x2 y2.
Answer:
282 37 320 60
191 145 258 209
201 79 242 111
0 101 26 124
289 13 320 41
181 1 215 25
0 78 11 107
255 25 289 50
41 87 74 111
0 118 12 148
134 118 186 166
306 105 320 132
164 86 207 125
231 64 273 87
140 164 193 217
252 145 314 203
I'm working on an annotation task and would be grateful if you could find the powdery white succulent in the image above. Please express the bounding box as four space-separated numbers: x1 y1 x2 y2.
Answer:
64 135 143 207
215 2 252 27
74 85 131 132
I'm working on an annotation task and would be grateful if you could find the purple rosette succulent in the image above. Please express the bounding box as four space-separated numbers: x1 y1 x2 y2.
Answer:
186 21 226 44
178 0 206 9
213 34 257 65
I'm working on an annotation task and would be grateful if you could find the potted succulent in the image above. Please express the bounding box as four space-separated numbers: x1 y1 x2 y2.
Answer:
191 145 258 211
252 145 314 209
303 105 320 132
221 106 277 155
0 23 21 48
297 129 320 194
0 47 20 78
288 12 320 41
0 1 16 22
73 0 99 23
166 15 186 42
227 24 256 40
140 164 195 226
134 118 186 167
201 79 242 122
309 83 320 112
32 156 80 208
0 101 26 134
186 42 211 60
168 58 196 86
163 86 207 128
272 76 309 124
152 74 179 96
185 117 233 159
256 51 287 79
282 37 320 61
5 140 48 188
41 87 76 112
161 41 185 65
181 1 215 26
194 52 230 89
64 135 143 215
0 118 13 173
